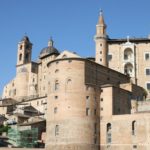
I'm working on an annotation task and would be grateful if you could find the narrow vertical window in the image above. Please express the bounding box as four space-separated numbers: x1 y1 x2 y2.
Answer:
25 53 29 62
106 123 111 144
20 45 22 50
54 107 58 114
19 54 22 61
55 80 59 91
145 53 150 60
86 108 90 116
94 123 97 134
55 125 59 136
66 79 72 90
132 121 136 135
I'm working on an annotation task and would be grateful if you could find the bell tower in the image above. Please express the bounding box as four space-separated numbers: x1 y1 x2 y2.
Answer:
94 10 108 67
17 36 32 66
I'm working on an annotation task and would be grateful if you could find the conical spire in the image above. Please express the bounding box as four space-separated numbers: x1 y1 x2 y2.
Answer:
98 10 105 25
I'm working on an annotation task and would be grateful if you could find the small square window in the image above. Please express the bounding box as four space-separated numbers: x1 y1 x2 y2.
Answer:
101 98 103 101
101 107 103 111
86 96 89 100
100 59 102 62
133 145 137 149
100 51 102 54
146 69 150 75
147 83 150 90
145 53 150 60
55 96 58 99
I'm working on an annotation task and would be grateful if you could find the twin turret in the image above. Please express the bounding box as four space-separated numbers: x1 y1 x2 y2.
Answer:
17 12 107 68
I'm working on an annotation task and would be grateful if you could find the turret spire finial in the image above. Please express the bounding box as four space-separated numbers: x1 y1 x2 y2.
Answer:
98 9 105 26
48 36 54 47
99 9 103 16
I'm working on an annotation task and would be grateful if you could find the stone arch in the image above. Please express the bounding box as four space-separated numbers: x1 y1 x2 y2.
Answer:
124 62 133 76
124 48 133 60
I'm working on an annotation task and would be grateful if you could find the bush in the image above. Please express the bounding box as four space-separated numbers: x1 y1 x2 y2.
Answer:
0 125 10 134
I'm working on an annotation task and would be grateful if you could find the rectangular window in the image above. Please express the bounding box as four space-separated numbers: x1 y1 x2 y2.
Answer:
108 54 112 61
145 53 150 60
94 123 97 134
54 107 57 114
146 68 150 75
55 125 59 136
86 108 90 116
94 109 97 115
147 83 150 90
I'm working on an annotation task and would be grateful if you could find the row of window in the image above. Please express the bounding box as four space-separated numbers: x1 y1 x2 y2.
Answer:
54 79 72 91
106 121 136 144
53 96 97 116
54 123 97 138
37 100 46 106
99 52 150 62
19 53 30 62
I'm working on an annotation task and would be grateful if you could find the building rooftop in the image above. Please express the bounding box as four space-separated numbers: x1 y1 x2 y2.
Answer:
108 38 150 43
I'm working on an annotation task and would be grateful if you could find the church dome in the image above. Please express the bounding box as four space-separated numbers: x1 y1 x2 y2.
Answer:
39 38 59 59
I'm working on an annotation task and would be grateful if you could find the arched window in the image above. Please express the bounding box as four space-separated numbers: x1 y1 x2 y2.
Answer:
106 123 111 143
20 45 22 50
66 79 72 90
124 63 133 76
132 121 136 135
124 48 133 60
25 53 29 62
55 80 59 91
19 54 22 61
55 125 59 136
67 79 72 84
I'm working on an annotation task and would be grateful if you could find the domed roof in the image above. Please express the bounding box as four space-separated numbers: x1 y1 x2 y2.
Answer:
39 39 59 59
